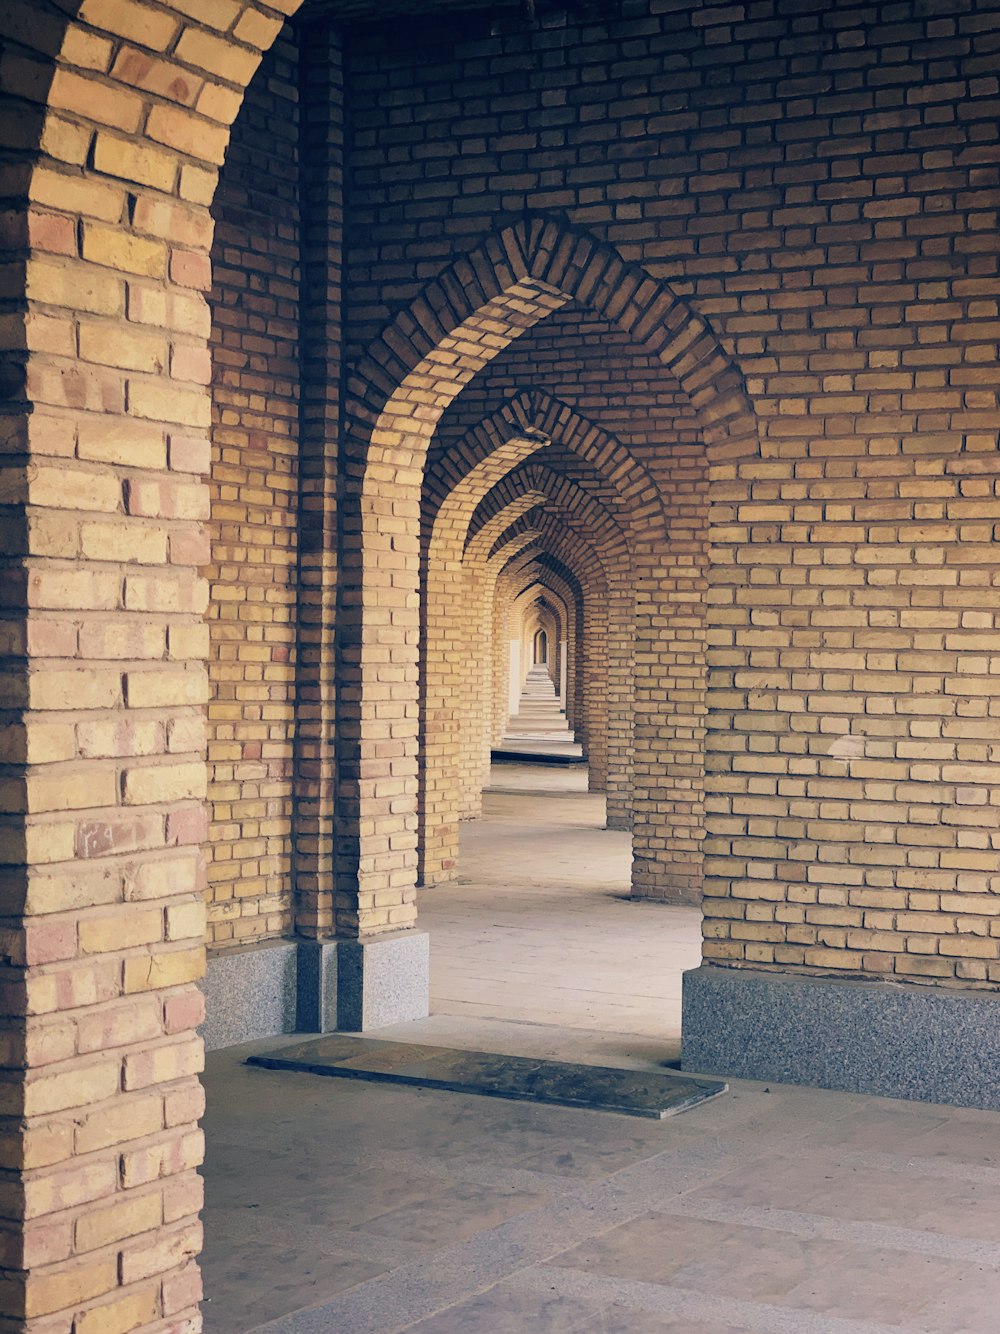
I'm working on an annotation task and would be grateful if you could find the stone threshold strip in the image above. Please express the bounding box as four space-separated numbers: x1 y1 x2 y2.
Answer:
247 1035 726 1119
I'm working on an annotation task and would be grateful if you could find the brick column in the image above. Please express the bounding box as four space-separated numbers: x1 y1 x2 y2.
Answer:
293 25 344 940
2 179 213 1330
0 1 302 1322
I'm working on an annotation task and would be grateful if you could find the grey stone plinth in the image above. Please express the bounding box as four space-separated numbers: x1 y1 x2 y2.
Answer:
202 932 430 1050
201 940 297 1052
296 939 339 1033
681 964 1000 1110
336 930 430 1031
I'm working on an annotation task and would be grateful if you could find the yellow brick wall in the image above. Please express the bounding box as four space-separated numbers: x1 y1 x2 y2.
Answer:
6 4 1000 1329
2 0 293 1327
205 32 300 948
345 3 1000 962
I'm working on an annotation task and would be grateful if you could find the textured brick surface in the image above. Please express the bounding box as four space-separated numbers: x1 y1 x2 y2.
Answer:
206 31 300 950
3 0 1000 1328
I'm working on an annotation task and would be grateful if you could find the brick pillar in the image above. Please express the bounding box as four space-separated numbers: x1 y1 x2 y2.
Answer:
418 546 465 885
293 25 344 940
1 187 213 1327
455 494 548 822
603 575 635 831
486 537 540 754
0 0 307 1321
458 562 492 821
631 535 708 904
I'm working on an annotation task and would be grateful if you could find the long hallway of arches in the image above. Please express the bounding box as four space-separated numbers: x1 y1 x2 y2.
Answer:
199 761 1000 1333
419 763 701 1058
8 0 1000 1328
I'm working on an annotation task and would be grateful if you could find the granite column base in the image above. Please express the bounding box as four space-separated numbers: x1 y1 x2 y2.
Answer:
201 930 430 1051
681 964 1000 1110
334 931 431 1031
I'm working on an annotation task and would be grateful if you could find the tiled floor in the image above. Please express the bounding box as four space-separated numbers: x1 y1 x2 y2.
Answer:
200 765 1000 1332
202 1042 1000 1332
418 765 702 1055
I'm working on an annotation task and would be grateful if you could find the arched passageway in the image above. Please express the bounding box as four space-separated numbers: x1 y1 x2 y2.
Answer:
10 2 1000 1330
4 0 757 1295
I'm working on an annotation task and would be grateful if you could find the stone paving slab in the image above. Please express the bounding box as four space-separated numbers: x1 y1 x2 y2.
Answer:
247 1035 726 1119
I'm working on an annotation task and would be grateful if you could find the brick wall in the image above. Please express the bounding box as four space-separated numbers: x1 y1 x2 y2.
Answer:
206 31 301 949
344 0 1000 964
1 0 295 1326
5 2 1000 1327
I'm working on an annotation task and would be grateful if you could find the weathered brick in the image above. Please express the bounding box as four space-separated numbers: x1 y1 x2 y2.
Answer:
74 1285 160 1334
122 763 206 806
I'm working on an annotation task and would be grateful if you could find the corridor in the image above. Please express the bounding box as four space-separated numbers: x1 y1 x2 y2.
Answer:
202 1037 1000 1332
200 768 1000 1330
417 763 701 1060
8 1 1000 1326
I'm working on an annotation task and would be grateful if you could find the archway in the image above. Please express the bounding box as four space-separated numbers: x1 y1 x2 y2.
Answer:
4 5 761 1322
422 390 663 842
366 221 755 899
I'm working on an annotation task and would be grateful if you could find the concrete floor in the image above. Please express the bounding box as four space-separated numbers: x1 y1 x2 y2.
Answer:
201 766 1000 1332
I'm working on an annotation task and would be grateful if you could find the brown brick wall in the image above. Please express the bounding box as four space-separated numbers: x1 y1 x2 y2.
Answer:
343 0 1000 965
0 0 296 1325
206 30 301 949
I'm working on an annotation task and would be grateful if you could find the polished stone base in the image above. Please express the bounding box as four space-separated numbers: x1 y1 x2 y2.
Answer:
201 940 298 1053
201 931 430 1051
296 939 339 1034
336 931 430 1030
682 964 1000 1110
249 1034 726 1119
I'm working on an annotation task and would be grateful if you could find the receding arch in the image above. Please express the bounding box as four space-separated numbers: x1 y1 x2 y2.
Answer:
494 518 612 791
420 449 628 877
468 469 634 823
349 215 759 472
421 391 660 851
425 387 668 542
354 216 755 898
497 551 588 768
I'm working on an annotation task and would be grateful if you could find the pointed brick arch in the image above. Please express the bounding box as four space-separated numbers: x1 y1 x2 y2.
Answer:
421 391 659 853
421 445 628 874
465 493 548 562
474 463 632 560
496 517 614 793
504 568 576 745
477 471 630 565
497 550 589 769
463 469 634 824
426 387 668 542
349 215 758 473
355 216 755 898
